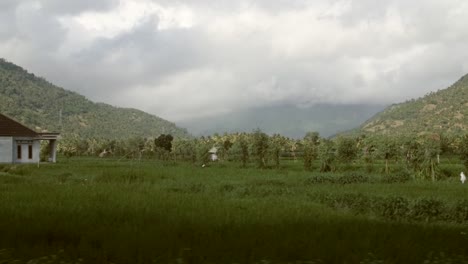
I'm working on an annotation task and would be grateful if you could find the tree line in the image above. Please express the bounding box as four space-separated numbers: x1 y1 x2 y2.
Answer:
57 130 468 180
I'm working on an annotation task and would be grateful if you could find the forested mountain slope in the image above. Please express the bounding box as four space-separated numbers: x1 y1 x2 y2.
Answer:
354 74 468 136
0 59 188 139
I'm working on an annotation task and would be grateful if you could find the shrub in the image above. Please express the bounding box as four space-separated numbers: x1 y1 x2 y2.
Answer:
381 171 411 184
304 175 334 184
305 173 370 185
336 173 370 184
453 199 468 223
376 196 410 220
410 198 446 222
438 164 465 179
317 193 373 215
341 193 372 214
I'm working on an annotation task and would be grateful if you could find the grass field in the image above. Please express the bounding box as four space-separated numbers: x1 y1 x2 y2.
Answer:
0 157 468 263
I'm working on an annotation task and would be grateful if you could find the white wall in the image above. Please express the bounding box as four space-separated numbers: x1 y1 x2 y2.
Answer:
13 138 40 164
0 137 13 163
33 140 40 163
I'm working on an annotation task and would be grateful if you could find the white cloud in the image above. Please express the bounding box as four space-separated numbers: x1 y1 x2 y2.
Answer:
1 0 468 122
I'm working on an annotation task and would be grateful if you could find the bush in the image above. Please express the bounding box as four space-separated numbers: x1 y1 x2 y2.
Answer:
339 193 372 214
381 171 411 184
317 193 373 215
304 175 334 184
376 196 410 220
305 173 370 185
438 164 465 179
336 173 370 184
410 198 446 222
317 193 468 224
453 199 468 223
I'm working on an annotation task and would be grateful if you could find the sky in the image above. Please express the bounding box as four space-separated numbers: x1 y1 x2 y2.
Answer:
1 0 468 123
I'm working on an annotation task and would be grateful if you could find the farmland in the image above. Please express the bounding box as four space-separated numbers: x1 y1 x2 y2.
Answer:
0 157 468 263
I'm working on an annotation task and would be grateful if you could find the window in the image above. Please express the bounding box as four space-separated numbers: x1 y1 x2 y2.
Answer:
17 145 22 159
28 145 33 159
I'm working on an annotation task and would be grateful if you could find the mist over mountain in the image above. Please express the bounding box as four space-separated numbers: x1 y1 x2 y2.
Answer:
179 104 386 138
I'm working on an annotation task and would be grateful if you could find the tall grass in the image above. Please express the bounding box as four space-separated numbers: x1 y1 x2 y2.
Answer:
0 158 467 263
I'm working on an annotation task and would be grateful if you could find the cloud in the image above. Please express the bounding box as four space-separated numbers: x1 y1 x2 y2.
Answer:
0 0 468 122
37 0 117 15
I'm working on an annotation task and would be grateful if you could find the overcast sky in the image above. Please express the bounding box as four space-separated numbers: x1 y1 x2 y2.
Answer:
1 0 468 122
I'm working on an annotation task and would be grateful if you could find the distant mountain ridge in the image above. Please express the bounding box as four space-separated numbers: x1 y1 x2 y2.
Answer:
0 58 189 139
351 73 468 136
178 103 386 139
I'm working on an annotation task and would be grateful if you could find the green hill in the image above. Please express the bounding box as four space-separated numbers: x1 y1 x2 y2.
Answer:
0 58 189 139
353 73 468 136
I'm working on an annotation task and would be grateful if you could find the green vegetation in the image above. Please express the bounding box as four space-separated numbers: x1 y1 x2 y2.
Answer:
3 58 468 264
352 74 468 136
0 158 468 263
0 58 189 139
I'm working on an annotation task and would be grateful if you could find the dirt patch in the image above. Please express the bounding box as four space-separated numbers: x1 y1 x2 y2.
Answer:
422 104 436 112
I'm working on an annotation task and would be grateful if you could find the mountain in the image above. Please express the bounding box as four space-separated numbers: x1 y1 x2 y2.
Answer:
351 73 468 136
0 58 189 139
178 104 386 139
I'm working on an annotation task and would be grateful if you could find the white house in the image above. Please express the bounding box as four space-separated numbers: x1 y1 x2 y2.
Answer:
0 113 60 164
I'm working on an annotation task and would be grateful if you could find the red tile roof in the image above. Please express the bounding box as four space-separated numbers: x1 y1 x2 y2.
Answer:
0 113 39 137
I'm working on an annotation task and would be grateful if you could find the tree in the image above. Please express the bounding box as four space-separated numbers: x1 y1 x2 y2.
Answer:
304 132 320 144
303 132 320 171
377 137 399 174
154 134 173 152
336 137 358 163
252 129 269 168
196 139 212 164
125 137 146 159
360 136 377 172
269 134 287 168
402 134 441 181
402 136 424 175
171 138 197 162
318 139 336 172
239 134 249 167
219 139 233 161
227 134 249 167
460 134 468 171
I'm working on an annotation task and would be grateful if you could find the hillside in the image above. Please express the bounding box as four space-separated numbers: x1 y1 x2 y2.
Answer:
353 73 468 136
0 59 189 139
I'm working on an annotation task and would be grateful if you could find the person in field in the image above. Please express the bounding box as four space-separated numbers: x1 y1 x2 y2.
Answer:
461 172 466 184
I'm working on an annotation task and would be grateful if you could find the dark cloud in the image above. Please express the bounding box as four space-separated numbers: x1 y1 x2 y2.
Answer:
51 16 209 97
17 4 66 50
